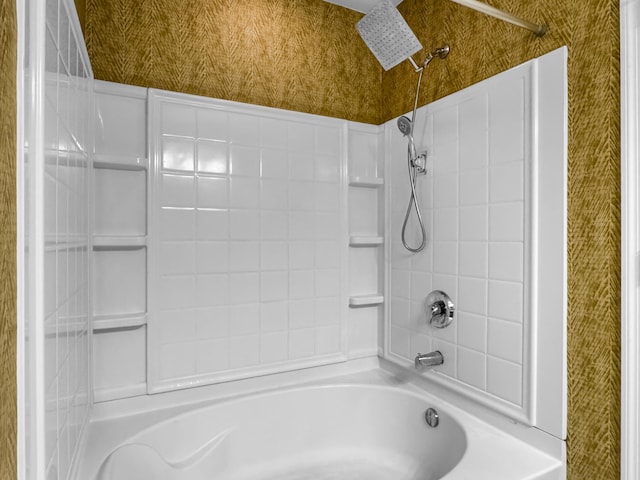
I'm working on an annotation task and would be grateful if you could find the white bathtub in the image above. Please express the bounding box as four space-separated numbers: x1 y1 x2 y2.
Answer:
78 360 564 480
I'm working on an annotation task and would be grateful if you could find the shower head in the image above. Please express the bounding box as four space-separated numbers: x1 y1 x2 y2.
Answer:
397 116 417 161
397 116 413 136
356 0 423 71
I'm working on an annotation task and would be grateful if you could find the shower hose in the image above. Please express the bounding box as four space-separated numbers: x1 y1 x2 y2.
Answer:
401 67 427 253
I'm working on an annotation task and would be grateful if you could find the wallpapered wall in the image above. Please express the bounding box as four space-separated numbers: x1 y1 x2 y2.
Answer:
82 0 382 124
0 0 17 476
388 1 620 478
79 0 621 478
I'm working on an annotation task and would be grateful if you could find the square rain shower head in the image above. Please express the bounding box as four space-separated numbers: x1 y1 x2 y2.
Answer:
356 0 423 71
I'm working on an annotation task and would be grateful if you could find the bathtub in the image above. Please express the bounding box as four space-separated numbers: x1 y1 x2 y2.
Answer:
77 359 564 480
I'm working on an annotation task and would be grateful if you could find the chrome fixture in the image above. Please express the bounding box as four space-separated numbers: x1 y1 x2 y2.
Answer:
406 44 450 73
425 408 439 428
399 45 449 253
356 0 452 73
355 1 450 252
448 0 546 37
396 116 425 173
426 290 454 328
356 0 422 71
415 351 444 369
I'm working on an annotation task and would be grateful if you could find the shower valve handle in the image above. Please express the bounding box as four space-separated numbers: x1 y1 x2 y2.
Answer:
431 301 445 316
426 290 454 329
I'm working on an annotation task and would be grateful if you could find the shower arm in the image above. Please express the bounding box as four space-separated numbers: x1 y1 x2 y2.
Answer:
407 46 449 73
407 56 428 73
448 0 546 37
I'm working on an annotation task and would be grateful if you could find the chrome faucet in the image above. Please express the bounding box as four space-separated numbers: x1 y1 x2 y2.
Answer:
415 351 444 369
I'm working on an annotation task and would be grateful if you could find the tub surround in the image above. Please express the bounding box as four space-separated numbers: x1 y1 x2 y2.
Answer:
86 63 566 477
20 0 94 477
386 48 566 437
92 80 383 401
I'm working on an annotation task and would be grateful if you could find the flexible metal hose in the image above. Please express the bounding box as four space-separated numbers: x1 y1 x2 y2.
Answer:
401 68 427 252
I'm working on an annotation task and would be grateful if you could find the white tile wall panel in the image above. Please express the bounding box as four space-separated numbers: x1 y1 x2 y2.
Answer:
92 80 148 405
385 48 567 432
349 130 380 178
95 86 146 158
147 91 349 392
25 0 94 476
93 249 146 316
94 169 146 236
93 326 146 395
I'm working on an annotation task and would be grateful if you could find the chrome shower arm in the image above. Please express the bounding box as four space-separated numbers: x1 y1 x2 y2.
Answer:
407 45 450 73
407 56 421 72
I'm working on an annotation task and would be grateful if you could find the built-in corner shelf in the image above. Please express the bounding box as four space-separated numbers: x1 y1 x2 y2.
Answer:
348 176 384 188
349 235 384 247
93 235 147 249
93 154 149 171
349 294 384 308
93 312 147 331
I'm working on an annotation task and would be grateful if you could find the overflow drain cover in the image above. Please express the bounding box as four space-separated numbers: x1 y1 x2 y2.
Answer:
425 408 439 428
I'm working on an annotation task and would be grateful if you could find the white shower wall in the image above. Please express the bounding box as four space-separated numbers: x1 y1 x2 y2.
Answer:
148 91 350 392
385 48 567 434
91 83 383 399
89 51 565 440
92 82 148 402
21 0 93 476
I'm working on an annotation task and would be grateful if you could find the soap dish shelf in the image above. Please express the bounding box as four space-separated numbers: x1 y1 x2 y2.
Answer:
348 176 384 188
349 235 384 247
349 294 384 308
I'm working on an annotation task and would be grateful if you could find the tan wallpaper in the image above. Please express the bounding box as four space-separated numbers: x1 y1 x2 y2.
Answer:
0 0 17 476
82 0 620 478
75 0 86 35
83 0 382 124
388 1 621 479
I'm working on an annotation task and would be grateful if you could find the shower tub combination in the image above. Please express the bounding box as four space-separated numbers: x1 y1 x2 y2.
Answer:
52 1 565 479
79 360 562 480
78 23 567 480
18 0 569 475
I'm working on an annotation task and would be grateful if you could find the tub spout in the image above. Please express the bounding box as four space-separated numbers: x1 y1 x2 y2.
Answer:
415 351 444 369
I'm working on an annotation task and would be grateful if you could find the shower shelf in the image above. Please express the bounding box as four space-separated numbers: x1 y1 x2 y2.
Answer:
349 235 384 246
348 176 384 188
93 313 147 331
93 154 149 171
349 294 384 307
93 235 147 249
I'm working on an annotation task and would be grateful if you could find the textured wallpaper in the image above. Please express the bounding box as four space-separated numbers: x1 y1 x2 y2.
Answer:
81 0 621 478
387 1 621 479
83 0 382 124
0 0 17 476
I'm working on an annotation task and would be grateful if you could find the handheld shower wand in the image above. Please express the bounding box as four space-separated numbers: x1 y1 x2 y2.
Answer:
397 116 417 162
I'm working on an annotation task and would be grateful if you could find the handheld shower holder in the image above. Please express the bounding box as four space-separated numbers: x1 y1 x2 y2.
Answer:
412 152 427 174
